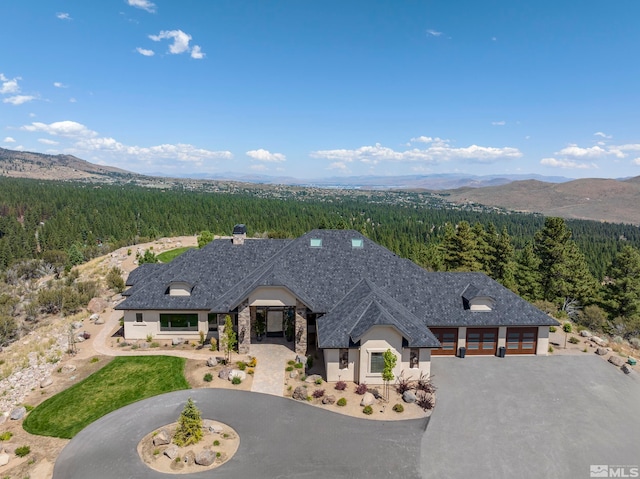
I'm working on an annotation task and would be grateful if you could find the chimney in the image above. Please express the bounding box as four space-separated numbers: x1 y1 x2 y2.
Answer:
232 224 247 245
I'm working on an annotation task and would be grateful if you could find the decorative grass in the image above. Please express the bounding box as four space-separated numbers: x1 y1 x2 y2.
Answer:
156 247 195 263
23 356 189 439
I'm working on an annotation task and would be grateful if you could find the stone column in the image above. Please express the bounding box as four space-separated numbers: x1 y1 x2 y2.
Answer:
295 300 307 356
217 313 226 352
237 300 251 354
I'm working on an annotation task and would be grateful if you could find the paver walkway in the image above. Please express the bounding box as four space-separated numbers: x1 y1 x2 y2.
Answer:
249 342 297 396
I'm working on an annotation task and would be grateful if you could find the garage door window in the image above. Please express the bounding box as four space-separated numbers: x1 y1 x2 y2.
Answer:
467 332 481 350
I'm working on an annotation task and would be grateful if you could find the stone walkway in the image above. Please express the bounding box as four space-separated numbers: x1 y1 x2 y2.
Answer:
249 343 296 396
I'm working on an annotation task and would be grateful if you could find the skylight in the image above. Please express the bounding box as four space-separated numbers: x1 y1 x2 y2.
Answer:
351 238 363 248
310 238 322 248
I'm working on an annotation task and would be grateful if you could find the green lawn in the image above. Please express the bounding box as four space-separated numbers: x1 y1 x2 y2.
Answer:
23 356 190 439
157 246 195 263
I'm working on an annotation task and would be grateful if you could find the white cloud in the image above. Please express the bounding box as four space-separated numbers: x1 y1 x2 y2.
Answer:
56 12 72 20
491 121 506 126
246 149 286 163
0 74 21 94
632 158 640 166
540 157 597 169
616 144 640 152
149 30 192 54
594 131 612 139
249 164 268 171
53 82 68 88
3 137 16 143
136 47 155 57
557 144 624 159
426 29 442 37
328 162 349 171
311 141 522 165
38 138 59 145
190 45 205 59
3 95 36 105
21 120 98 138
127 0 156 13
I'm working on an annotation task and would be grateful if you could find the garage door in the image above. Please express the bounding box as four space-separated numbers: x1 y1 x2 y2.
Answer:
506 327 538 354
430 328 458 356
466 328 498 355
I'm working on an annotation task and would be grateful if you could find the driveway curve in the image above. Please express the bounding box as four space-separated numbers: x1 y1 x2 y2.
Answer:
53 389 428 479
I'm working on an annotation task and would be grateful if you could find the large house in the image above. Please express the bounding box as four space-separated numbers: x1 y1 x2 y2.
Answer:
117 226 557 385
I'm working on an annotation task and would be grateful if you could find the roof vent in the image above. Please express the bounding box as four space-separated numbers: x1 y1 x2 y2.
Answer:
233 224 246 245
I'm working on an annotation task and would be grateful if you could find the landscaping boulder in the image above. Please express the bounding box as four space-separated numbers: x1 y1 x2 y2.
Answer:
360 392 375 407
595 347 608 356
590 336 608 347
10 406 26 420
62 364 77 373
402 391 417 404
184 450 196 466
153 429 171 446
622 364 634 375
305 374 322 384
218 368 232 380
292 386 306 401
139 342 149 349
207 423 223 434
228 369 246 381
289 371 297 379
195 449 216 466
609 356 626 367
75 334 85 342
295 355 307 365
164 445 179 460
206 357 218 367
89 313 100 321
0 453 9 467
580 330 592 338
87 297 108 313
40 376 53 388
0 414 6 425
172 337 184 346
94 316 105 325
71 321 83 330
322 395 336 405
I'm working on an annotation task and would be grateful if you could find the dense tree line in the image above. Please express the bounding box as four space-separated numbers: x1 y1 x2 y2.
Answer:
1 177 640 338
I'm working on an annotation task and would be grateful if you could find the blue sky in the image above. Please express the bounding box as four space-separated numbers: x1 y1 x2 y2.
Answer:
1 0 640 179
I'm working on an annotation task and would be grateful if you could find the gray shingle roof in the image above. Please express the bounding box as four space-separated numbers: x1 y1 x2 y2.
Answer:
118 229 557 347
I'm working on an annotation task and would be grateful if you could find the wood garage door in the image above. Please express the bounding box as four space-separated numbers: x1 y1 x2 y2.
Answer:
430 328 458 356
506 327 538 354
466 328 498 355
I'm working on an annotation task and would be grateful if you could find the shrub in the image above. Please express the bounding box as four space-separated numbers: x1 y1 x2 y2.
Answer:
287 360 295 365
563 322 572 333
106 267 125 293
15 445 31 457
417 372 436 394
209 338 217 351
285 366 294 372
173 398 203 447
248 357 257 368
334 380 347 391
213 440 220 446
131 344 139 350
0 431 13 441
237 361 247 371
24 404 34 412
548 345 554 353
146 334 152 343
549 326 557 333
416 392 435 411
306 396 312 401
90 357 99 363
613 335 624 344
315 378 323 385
568 336 580 344
306 356 314 369
392 403 404 413
216 452 221 458
300 375 307 382
362 405 373 415
395 373 413 394
337 397 347 407
312 389 325 398
199 331 206 346
294 362 303 369
203 373 213 382
355 383 368 395
150 342 160 348
631 338 640 350
153 448 160 456
247 368 254 375
231 376 241 385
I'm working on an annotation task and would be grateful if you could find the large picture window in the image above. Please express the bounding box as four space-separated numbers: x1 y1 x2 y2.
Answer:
160 313 198 331
370 352 384 374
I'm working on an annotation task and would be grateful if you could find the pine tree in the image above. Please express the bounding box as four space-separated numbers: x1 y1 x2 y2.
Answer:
173 398 203 446
602 246 640 336
442 221 482 271
514 242 543 301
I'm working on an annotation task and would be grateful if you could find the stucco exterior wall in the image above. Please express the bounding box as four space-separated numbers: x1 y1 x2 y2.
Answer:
325 348 358 383
358 326 404 386
249 287 296 307
536 325 549 355
498 326 507 349
123 310 207 340
457 327 467 352
399 348 432 380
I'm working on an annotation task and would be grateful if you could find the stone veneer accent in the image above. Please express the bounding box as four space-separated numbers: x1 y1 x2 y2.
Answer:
217 313 226 353
295 300 307 355
237 300 251 354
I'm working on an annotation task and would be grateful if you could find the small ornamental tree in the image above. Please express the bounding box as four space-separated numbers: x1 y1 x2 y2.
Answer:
220 315 237 363
382 349 397 401
173 398 203 447
197 230 214 248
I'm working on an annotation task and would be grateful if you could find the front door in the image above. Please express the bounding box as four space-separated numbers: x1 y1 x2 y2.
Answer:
266 309 284 337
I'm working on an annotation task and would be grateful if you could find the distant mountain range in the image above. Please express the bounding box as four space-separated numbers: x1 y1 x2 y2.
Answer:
2 147 640 225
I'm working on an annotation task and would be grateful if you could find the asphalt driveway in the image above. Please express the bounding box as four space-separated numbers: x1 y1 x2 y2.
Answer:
421 355 640 479
53 388 428 479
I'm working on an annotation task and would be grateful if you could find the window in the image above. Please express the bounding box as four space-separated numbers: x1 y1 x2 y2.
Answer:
310 238 322 248
351 238 363 248
135 313 143 323
339 349 349 369
160 313 198 331
207 313 218 331
370 352 384 374
410 348 419 368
